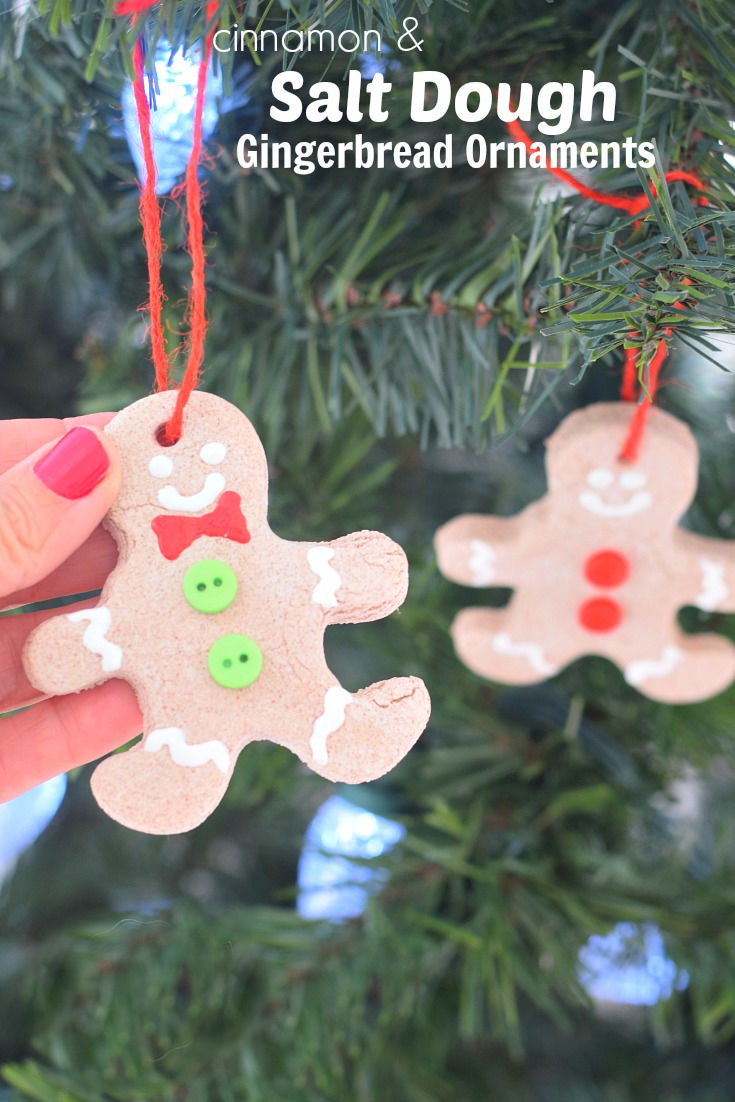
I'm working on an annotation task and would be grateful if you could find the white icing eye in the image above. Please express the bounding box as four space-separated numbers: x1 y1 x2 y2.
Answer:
619 469 647 490
149 455 174 479
200 442 227 465
587 467 614 490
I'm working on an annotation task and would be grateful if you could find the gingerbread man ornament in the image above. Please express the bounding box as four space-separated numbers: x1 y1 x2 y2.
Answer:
24 392 430 834
435 403 735 703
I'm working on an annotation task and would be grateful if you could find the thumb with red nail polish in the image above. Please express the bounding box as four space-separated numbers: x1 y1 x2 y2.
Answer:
0 425 120 598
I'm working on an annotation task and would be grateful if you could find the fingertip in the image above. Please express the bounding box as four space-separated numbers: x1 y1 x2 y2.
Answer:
0 426 121 598
33 425 119 504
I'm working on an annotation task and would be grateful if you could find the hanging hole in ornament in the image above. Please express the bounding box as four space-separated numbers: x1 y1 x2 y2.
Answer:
155 422 180 447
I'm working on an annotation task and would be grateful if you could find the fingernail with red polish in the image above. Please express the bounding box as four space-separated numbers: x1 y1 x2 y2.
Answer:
34 427 110 500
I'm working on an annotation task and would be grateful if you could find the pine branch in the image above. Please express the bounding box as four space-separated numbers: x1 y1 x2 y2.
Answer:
3 5 735 1094
2 0 734 445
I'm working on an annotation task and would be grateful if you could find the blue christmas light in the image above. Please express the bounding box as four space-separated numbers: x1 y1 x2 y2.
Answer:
297 795 405 921
579 921 689 1006
122 39 223 195
358 48 399 81
358 51 386 81
0 774 67 886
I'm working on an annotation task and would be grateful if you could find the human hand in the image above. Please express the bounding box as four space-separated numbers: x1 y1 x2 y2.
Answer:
0 416 142 803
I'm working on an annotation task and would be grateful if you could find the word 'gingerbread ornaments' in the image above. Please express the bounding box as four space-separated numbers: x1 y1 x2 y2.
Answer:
435 403 735 703
24 392 430 834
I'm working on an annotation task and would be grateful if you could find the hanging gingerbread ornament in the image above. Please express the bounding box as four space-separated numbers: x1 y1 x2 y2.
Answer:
22 3 430 833
436 115 731 703
435 400 735 703
24 391 430 833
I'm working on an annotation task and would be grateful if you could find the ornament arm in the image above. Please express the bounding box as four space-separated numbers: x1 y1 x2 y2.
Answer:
303 532 409 625
24 603 123 697
675 531 735 614
434 513 525 589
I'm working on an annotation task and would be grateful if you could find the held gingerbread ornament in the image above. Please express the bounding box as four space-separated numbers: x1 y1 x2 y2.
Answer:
23 391 431 834
435 403 735 703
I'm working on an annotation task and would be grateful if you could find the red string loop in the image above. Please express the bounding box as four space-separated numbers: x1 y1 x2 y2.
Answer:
505 118 706 218
131 37 167 393
115 0 217 443
505 114 705 460
618 337 668 461
620 346 638 403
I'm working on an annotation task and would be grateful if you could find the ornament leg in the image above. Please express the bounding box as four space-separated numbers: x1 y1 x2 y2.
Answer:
296 677 430 784
451 607 559 685
623 632 735 704
91 721 233 834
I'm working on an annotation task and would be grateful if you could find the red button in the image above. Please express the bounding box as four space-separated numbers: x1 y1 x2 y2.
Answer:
578 597 623 633
584 549 629 588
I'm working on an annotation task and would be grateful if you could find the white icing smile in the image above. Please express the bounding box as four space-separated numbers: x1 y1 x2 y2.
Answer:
149 441 228 512
579 466 652 518
158 472 225 512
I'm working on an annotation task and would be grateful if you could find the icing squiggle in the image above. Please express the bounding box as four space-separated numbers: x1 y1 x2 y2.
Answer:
696 557 728 611
492 632 556 676
158 472 225 513
310 686 352 765
468 539 496 586
67 607 122 672
307 546 342 608
144 727 230 773
625 645 683 687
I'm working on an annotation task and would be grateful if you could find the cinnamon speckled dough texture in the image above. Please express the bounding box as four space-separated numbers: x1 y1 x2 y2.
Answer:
24 391 430 834
435 403 735 703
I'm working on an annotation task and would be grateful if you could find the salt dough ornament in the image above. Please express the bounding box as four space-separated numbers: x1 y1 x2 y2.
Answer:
435 403 735 703
24 391 431 834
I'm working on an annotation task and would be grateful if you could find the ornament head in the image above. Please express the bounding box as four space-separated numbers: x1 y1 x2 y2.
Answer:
105 391 269 537
544 403 699 530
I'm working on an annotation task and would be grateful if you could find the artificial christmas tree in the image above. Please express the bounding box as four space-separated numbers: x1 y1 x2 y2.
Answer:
1 0 735 1097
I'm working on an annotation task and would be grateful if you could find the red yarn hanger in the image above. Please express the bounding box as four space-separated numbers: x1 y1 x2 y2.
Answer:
115 0 218 443
505 114 705 461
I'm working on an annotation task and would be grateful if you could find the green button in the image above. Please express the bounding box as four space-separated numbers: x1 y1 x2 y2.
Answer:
208 634 263 689
183 559 238 615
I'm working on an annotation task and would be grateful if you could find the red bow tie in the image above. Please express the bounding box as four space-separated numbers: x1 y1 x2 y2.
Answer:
151 491 251 561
